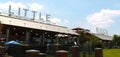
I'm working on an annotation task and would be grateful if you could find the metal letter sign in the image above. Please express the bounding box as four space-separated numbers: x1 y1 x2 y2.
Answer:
46 14 50 22
23 9 29 17
7 5 52 24
32 11 37 20
18 8 21 16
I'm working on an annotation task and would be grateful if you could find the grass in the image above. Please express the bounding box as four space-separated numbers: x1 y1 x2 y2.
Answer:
46 52 95 57
46 54 54 57
46 49 120 57
103 49 120 57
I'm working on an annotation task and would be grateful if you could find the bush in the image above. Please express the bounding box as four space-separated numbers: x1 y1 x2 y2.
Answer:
91 40 103 50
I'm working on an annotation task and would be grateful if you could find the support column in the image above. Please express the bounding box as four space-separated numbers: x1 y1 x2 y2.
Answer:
6 27 10 41
67 35 70 43
56 34 59 44
77 36 80 45
26 30 31 44
42 33 45 44
0 31 1 37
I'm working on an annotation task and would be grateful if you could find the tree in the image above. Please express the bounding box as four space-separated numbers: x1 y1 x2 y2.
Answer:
78 31 103 51
112 35 120 47
78 31 88 46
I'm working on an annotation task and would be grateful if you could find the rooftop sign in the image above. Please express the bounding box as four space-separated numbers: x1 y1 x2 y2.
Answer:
8 5 51 23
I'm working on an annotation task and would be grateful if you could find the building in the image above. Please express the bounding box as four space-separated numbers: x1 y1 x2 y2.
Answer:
72 27 113 47
0 12 78 45
72 27 91 36
94 34 113 41
72 27 113 41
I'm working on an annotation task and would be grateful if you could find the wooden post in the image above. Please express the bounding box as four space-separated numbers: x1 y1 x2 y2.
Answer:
95 48 103 57
56 50 68 57
39 53 46 57
54 44 61 54
26 50 40 57
71 45 79 57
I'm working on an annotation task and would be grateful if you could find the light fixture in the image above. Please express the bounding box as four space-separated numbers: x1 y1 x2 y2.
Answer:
31 30 33 32
13 28 16 30
22 32 24 34
45 32 47 34
16 33 17 35
36 33 38 36
48 35 50 37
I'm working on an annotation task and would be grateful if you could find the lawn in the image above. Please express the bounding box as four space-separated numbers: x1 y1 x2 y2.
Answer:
46 49 120 57
103 49 120 57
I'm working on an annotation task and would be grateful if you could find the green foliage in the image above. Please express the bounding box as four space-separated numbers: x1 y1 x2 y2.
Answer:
91 40 103 48
78 31 91 46
112 35 120 47
78 31 103 49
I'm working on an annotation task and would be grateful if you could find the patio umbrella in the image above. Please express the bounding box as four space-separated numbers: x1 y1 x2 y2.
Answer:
5 40 20 45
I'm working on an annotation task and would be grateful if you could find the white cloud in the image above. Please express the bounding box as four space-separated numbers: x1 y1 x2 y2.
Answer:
0 1 43 11
63 19 69 24
29 3 43 11
50 18 61 24
50 18 70 25
34 15 69 26
35 15 69 25
0 1 26 10
87 9 120 28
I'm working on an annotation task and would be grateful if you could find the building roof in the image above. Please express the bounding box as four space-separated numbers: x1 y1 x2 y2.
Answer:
94 34 113 41
72 27 84 30
0 12 78 35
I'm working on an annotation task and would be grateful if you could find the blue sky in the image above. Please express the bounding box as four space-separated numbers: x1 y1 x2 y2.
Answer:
0 0 120 36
